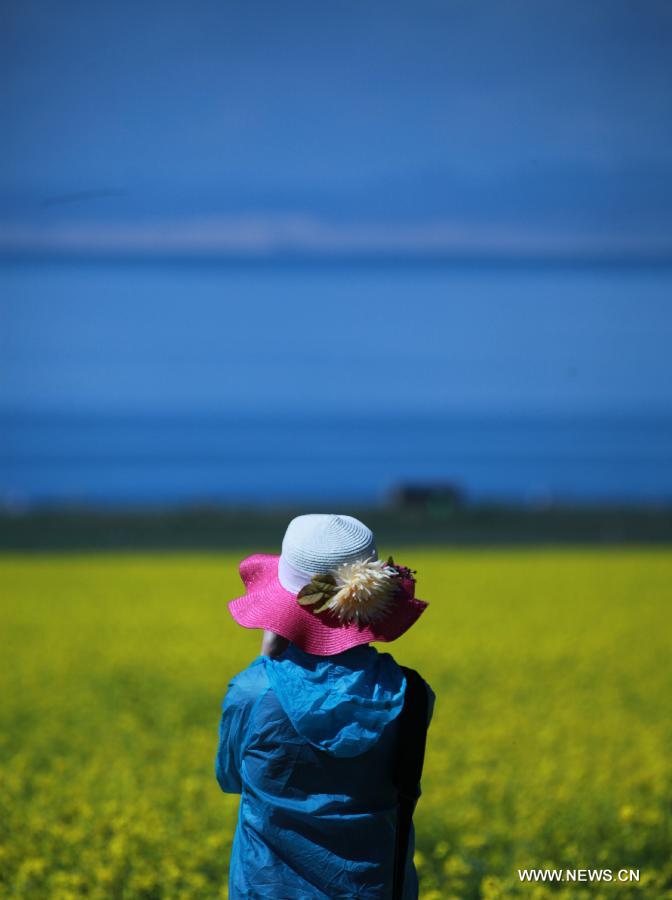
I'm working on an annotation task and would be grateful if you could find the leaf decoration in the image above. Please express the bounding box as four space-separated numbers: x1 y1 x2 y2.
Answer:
295 558 416 624
311 594 339 615
296 573 338 607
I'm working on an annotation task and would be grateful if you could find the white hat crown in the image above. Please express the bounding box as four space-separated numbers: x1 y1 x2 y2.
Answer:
278 514 377 593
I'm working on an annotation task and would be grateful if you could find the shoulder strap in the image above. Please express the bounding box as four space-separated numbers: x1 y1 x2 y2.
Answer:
391 666 429 900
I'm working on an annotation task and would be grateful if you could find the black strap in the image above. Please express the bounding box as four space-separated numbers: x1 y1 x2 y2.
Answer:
391 666 429 900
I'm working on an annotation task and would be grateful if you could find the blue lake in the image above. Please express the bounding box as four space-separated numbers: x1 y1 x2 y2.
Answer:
2 260 671 506
2 410 672 506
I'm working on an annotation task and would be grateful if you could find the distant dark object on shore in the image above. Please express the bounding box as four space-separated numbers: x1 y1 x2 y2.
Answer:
388 483 465 515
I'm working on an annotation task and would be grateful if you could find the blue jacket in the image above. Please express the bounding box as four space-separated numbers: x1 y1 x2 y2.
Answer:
215 644 435 899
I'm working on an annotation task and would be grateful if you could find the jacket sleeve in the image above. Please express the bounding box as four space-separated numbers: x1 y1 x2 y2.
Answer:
215 672 261 794
425 678 436 728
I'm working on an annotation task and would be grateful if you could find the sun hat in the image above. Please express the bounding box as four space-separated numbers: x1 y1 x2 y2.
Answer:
228 513 428 656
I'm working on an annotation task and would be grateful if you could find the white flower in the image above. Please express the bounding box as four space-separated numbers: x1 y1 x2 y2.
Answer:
324 557 400 625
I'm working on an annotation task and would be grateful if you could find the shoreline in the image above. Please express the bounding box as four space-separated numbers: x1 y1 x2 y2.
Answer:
2 504 671 551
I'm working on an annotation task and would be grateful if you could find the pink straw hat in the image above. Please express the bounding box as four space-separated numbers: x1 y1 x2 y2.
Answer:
228 513 428 656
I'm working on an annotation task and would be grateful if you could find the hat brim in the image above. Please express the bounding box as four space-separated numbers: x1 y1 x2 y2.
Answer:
228 554 428 656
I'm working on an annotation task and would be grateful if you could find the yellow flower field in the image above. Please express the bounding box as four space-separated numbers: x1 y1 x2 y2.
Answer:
1 550 671 899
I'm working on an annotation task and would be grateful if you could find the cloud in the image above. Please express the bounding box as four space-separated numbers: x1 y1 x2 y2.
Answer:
2 214 671 261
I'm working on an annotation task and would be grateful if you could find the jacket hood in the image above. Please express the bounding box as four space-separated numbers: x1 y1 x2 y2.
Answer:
262 643 406 758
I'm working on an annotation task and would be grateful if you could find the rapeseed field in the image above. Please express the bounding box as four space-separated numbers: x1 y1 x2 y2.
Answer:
1 550 671 899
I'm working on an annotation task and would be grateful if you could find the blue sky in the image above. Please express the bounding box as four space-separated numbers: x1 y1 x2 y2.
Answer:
2 0 672 256
1 1 672 418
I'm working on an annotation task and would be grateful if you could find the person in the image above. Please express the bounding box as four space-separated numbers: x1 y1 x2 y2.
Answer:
215 513 435 899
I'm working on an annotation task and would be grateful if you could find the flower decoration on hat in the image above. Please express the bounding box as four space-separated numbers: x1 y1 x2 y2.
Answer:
296 556 416 625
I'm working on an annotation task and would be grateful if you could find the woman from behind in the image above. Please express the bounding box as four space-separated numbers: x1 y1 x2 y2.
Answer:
216 513 435 899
